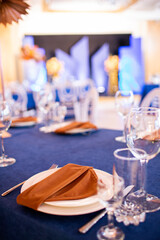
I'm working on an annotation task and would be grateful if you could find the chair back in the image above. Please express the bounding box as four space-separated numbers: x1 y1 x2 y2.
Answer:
140 88 160 108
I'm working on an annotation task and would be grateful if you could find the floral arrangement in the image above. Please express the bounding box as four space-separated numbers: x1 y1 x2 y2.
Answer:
21 45 46 62
46 57 63 78
0 0 29 26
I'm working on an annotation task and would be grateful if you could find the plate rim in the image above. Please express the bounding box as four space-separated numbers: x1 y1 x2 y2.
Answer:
21 168 112 216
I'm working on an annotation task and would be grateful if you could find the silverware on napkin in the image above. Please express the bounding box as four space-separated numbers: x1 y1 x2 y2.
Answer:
1 163 58 197
78 185 134 234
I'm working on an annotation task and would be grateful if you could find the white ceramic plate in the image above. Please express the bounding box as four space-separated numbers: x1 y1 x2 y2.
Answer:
21 168 112 216
65 128 96 134
11 121 36 127
40 122 97 134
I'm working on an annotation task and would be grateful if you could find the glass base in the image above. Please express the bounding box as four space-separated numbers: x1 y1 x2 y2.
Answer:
115 136 126 143
145 194 160 213
125 191 160 213
97 226 125 240
115 202 146 226
0 157 16 167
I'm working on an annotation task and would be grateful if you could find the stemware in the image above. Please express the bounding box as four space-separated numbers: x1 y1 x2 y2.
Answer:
0 101 16 167
113 148 146 226
55 105 67 124
36 84 55 126
97 168 125 240
115 90 134 142
125 107 160 212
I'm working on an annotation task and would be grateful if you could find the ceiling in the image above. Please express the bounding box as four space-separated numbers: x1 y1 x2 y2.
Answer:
42 0 160 20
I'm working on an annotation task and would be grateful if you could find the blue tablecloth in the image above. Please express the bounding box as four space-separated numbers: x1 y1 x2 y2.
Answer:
0 126 160 240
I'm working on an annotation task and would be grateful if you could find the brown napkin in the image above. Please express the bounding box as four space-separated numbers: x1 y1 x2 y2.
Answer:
17 163 98 210
142 129 160 141
12 116 37 124
55 121 97 134
2 131 12 138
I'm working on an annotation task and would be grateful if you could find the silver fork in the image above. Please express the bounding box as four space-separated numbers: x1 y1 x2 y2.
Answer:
1 163 58 197
79 185 134 234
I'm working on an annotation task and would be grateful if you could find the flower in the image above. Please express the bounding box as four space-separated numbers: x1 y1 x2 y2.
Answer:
21 45 46 62
46 57 63 78
0 0 30 26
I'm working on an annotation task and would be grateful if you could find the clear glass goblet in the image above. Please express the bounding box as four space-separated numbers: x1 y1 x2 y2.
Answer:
97 172 125 240
125 107 160 212
56 105 67 124
115 90 134 143
37 87 55 126
0 101 16 167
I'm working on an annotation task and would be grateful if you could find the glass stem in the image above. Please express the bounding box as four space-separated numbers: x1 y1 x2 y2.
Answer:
1 135 5 159
140 159 147 195
122 116 127 138
107 210 114 229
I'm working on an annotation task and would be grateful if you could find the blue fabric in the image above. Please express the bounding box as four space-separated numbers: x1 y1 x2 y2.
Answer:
0 126 160 240
140 84 159 104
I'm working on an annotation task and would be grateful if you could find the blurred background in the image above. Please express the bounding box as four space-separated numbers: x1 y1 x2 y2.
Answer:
0 0 160 98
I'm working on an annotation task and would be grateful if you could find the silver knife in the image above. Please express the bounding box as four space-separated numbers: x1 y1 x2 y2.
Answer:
78 185 134 234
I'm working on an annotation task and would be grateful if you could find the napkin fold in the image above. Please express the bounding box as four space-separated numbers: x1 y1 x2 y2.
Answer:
54 121 97 134
12 116 37 124
2 131 12 138
142 129 160 141
17 163 98 210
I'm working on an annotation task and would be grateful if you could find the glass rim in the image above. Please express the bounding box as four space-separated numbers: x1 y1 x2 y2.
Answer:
130 107 160 112
113 148 147 161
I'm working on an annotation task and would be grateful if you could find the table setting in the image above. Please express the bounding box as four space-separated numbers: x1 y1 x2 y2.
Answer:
0 97 160 240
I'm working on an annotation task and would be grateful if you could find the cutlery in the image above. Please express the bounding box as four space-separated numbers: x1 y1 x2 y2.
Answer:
1 163 58 197
78 184 134 234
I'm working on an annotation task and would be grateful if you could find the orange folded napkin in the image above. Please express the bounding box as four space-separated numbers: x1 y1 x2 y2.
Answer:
54 121 97 134
17 163 98 210
142 129 160 141
2 131 12 138
12 116 37 124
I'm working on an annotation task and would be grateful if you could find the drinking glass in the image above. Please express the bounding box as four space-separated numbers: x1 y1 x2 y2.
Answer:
114 148 146 226
37 86 55 126
115 90 134 142
125 107 160 212
97 170 125 240
0 101 16 167
55 105 67 124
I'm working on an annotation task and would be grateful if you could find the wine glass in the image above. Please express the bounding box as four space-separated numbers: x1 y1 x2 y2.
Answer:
0 101 16 167
125 107 160 212
55 105 67 124
115 90 134 142
36 84 55 126
97 169 125 240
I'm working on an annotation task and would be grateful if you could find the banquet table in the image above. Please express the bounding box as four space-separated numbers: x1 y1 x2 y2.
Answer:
0 125 160 240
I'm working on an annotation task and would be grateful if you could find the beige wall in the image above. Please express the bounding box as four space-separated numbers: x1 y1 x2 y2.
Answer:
142 21 160 82
0 23 22 93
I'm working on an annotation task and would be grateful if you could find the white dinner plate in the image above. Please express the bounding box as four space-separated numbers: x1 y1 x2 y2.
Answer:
21 168 112 216
39 122 72 133
40 122 97 135
65 128 96 134
11 121 36 127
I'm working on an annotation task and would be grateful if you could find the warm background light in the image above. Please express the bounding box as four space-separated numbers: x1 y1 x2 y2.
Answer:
0 0 160 86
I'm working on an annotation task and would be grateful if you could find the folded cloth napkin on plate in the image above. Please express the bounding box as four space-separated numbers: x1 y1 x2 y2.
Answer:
142 129 160 141
12 116 37 124
2 131 12 138
17 163 98 210
54 121 97 134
